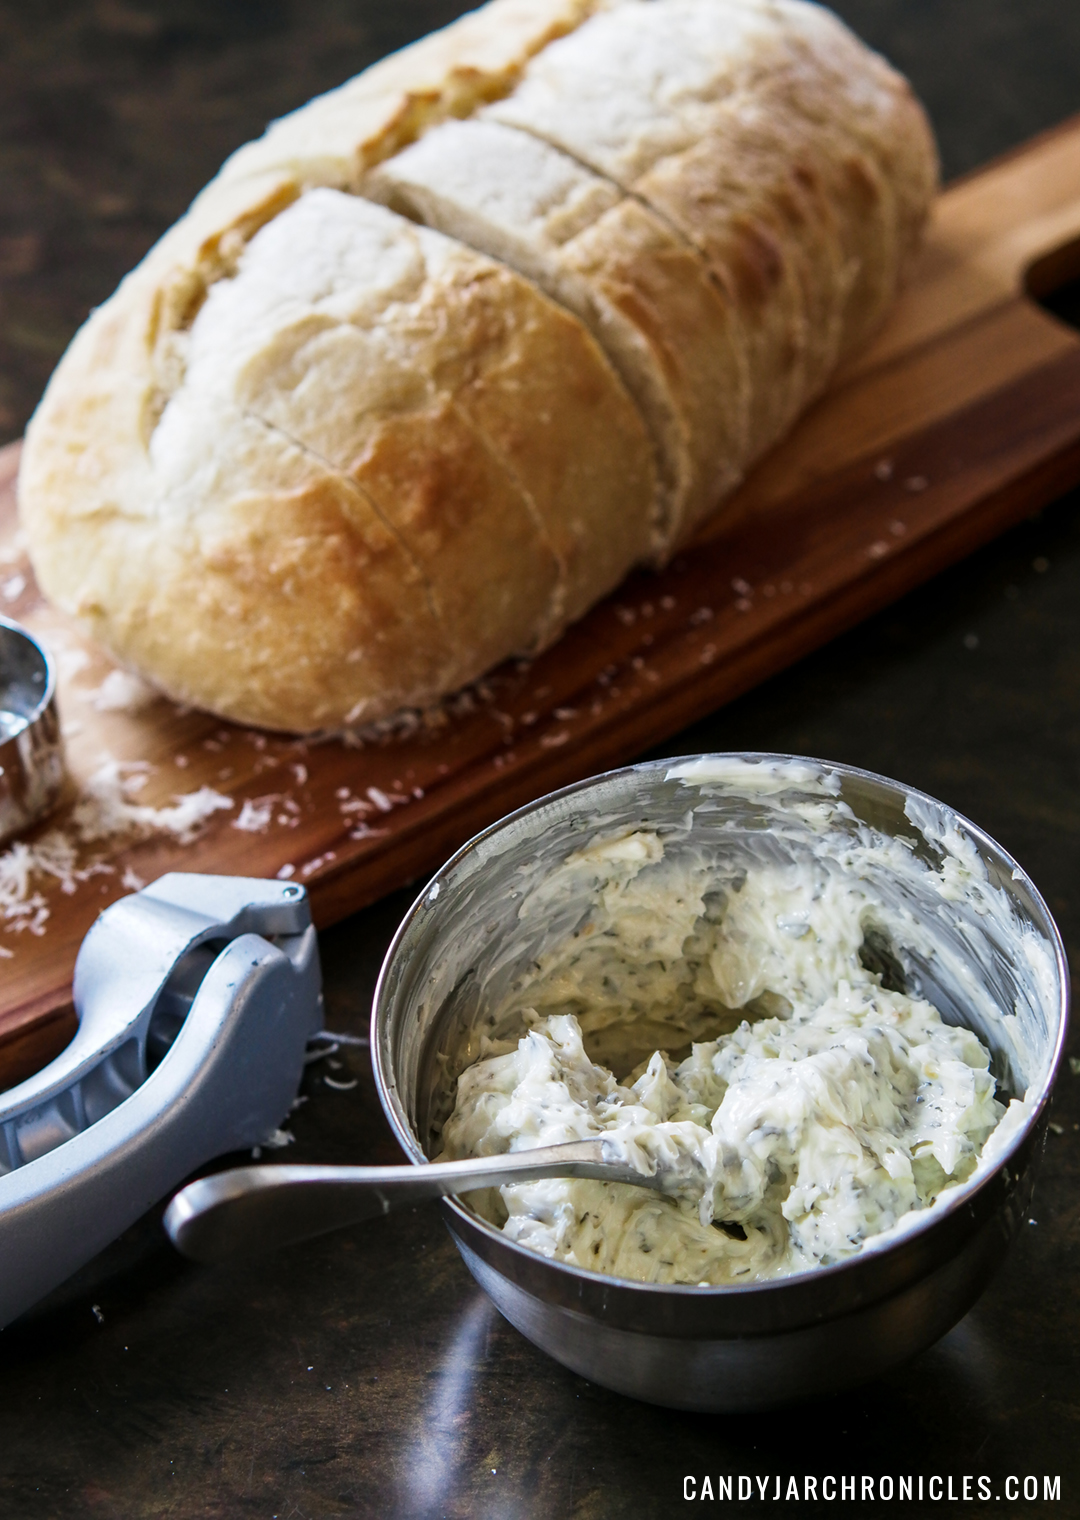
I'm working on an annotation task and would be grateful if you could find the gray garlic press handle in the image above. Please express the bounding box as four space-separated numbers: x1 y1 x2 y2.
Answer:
0 873 322 1327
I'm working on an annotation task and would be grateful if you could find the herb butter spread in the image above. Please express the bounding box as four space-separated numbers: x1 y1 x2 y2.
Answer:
439 809 1012 1285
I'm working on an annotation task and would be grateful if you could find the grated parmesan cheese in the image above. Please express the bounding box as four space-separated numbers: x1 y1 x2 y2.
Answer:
0 758 233 940
232 796 278 834
86 669 158 714
70 759 233 845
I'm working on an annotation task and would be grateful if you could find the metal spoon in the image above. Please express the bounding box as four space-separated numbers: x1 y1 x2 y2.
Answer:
164 1139 675 1262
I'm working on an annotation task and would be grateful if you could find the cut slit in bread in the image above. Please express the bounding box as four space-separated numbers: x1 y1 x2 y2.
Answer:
18 0 937 733
149 190 657 722
367 116 750 558
489 0 936 486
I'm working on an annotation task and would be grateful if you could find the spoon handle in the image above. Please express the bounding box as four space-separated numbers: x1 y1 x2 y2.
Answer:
164 1139 654 1262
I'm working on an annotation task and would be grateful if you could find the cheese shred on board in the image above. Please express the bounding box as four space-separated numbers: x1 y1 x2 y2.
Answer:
0 759 232 939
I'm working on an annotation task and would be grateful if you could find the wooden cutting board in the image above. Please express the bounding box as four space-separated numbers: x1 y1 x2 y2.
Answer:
4 115 1080 1086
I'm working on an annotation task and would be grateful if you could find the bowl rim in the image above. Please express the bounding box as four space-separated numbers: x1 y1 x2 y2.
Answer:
371 751 1071 1301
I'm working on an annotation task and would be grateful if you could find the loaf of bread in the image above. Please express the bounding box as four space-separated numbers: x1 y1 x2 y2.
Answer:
18 0 937 733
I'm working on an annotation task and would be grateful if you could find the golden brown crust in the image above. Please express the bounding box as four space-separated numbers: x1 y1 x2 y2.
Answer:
488 0 939 535
368 113 749 551
563 196 749 541
28 419 449 734
18 0 937 732
439 260 662 626
22 184 656 731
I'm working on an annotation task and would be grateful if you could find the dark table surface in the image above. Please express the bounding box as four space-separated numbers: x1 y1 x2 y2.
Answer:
2 3 1079 1516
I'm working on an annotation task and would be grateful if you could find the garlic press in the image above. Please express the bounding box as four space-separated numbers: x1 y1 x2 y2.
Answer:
0 873 322 1326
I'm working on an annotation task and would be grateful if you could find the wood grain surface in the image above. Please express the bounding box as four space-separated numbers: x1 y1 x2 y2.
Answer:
3 114 1080 1084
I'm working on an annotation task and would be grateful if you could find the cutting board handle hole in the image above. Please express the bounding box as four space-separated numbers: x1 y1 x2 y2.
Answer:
1026 235 1080 331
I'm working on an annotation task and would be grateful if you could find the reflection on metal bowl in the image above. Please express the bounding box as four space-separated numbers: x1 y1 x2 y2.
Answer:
372 755 1069 1411
0 615 65 845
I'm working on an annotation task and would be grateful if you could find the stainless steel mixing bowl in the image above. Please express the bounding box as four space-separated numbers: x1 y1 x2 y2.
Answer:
371 755 1069 1411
